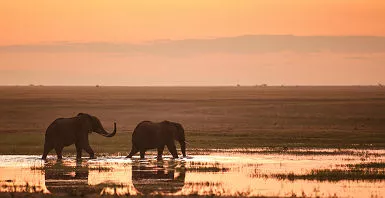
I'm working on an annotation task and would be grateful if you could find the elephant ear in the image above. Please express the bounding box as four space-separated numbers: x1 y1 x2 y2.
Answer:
172 122 182 131
76 113 93 133
172 122 185 141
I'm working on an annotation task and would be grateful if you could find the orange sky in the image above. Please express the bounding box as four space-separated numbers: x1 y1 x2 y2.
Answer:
1 0 385 85
1 0 385 44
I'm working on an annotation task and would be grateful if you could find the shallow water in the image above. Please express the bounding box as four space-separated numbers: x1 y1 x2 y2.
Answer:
0 149 384 197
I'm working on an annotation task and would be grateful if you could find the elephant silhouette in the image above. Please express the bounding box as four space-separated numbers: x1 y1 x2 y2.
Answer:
42 113 117 160
127 121 186 159
132 161 186 195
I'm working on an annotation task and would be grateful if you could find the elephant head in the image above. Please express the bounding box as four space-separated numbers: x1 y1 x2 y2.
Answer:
172 122 186 157
77 113 116 137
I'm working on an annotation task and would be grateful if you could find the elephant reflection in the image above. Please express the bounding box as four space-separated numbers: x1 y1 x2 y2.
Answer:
132 162 186 195
44 162 101 195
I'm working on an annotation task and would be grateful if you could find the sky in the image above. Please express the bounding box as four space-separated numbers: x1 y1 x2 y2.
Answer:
1 0 385 86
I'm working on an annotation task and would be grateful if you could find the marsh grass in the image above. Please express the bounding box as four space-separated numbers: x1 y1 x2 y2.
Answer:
1 131 385 156
0 181 251 198
180 182 253 197
186 166 228 172
1 86 385 155
346 162 385 169
252 160 385 182
182 162 230 173
272 168 385 181
0 182 44 195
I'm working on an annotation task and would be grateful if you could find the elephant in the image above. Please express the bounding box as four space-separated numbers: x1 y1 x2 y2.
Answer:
42 113 116 160
126 121 186 159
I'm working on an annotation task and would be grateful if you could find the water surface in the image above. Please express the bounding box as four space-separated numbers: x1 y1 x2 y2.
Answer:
0 149 384 197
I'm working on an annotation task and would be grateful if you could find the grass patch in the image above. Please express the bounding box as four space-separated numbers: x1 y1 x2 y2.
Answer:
273 168 385 181
1 131 385 156
1 86 385 155
346 162 385 169
185 162 229 172
185 166 229 173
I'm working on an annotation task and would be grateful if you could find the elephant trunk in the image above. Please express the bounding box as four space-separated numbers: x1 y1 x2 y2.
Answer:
179 140 186 157
97 122 117 137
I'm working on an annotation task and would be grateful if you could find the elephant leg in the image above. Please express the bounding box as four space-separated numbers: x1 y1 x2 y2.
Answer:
139 149 146 159
166 143 179 159
75 143 82 160
84 145 95 159
157 146 165 160
42 142 53 160
54 146 64 160
126 145 139 158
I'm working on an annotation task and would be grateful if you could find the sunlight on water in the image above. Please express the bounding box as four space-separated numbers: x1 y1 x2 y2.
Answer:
0 150 384 197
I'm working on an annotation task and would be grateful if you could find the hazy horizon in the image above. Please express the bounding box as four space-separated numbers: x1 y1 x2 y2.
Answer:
1 1 385 86
0 84 383 87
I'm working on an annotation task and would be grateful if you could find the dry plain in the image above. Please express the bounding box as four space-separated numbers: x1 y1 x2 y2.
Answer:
0 86 384 155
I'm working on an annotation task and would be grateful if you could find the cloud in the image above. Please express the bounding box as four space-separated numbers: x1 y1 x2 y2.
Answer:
1 35 385 56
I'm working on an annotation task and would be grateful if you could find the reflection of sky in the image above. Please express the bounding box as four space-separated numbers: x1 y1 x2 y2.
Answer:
0 152 384 197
